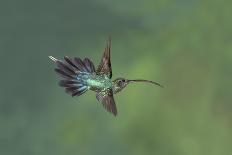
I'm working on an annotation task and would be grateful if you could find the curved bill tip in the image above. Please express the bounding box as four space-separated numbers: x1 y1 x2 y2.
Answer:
48 56 58 62
154 82 164 88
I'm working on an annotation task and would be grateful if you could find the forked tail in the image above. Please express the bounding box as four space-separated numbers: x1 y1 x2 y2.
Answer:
49 56 95 97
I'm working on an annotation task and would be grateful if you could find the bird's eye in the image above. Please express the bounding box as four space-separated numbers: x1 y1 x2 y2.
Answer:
118 80 123 85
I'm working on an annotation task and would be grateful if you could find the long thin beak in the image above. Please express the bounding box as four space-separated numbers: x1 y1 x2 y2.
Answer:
128 79 164 88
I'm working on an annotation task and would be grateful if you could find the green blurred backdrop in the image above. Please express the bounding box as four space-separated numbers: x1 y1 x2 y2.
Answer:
0 0 231 155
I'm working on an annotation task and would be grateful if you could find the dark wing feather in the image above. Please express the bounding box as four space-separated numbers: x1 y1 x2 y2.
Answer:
74 57 88 72
58 80 79 87
64 56 81 71
96 89 117 116
71 87 88 97
87 59 96 72
65 85 88 97
83 58 95 73
55 68 74 79
64 56 95 73
96 37 112 78
56 60 76 75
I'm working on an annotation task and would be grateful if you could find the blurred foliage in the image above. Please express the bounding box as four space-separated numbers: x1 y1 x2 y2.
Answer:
0 0 231 155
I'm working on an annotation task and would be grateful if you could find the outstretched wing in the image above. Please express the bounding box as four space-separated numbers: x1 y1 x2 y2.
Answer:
96 88 117 116
96 37 112 79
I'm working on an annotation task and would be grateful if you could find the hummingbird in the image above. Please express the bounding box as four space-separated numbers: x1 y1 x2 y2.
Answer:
49 37 163 116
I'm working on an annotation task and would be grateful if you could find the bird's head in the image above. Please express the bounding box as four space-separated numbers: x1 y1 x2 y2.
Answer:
113 78 129 93
113 77 163 94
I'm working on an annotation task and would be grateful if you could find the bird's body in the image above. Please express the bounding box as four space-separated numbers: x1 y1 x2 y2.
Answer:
49 37 163 116
76 72 113 92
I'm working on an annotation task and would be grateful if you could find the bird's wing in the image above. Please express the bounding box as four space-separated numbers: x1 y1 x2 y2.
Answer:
96 37 112 79
96 88 117 116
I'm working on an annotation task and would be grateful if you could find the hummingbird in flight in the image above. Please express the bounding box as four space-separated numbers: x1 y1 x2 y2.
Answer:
49 37 163 116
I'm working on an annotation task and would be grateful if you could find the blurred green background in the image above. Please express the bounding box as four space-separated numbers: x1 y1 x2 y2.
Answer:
0 0 232 155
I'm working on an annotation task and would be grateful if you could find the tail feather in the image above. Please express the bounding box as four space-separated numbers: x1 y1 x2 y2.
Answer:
58 80 79 87
71 86 88 97
55 68 74 79
49 56 58 62
49 56 95 97
74 57 88 72
66 86 88 96
83 58 95 73
59 80 78 84
56 61 76 75
64 56 81 71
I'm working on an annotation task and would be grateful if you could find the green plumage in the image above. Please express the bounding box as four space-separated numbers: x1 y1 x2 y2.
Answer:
85 74 113 91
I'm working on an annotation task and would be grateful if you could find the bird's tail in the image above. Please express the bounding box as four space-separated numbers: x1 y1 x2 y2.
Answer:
49 56 95 97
